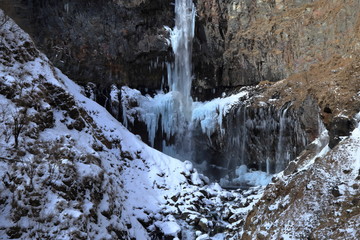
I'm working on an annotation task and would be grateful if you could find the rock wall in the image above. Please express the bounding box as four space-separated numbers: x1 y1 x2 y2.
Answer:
194 0 360 87
191 95 321 180
2 0 359 177
2 0 360 95
0 0 174 90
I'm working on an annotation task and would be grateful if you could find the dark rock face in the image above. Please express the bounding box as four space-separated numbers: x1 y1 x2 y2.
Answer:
328 116 356 149
3 0 360 94
0 0 174 90
192 100 318 180
192 0 228 90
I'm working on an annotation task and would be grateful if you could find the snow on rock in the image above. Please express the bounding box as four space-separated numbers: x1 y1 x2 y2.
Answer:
235 117 360 239
3 8 358 240
0 11 240 240
155 215 181 237
191 90 248 138
220 165 272 187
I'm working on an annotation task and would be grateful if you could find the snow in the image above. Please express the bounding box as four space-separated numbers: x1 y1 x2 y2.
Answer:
192 91 248 138
220 165 272 187
155 221 181 236
2 7 359 240
0 11 221 239
76 162 103 178
62 209 82 219
196 234 210 240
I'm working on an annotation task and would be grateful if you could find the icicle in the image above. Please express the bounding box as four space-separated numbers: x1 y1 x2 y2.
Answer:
266 157 270 174
121 100 128 128
275 104 290 173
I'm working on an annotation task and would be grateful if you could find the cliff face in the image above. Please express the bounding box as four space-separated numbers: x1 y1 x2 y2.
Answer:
0 0 174 90
195 0 360 88
1 1 360 239
2 0 360 93
239 123 360 240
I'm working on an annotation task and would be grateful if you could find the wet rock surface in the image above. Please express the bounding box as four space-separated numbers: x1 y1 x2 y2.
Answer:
191 94 316 180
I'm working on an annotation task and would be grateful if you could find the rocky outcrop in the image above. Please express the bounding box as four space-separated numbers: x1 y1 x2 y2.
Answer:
195 0 360 87
0 0 174 90
237 124 360 240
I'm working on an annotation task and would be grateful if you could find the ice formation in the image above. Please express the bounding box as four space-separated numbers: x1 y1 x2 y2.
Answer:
120 0 311 186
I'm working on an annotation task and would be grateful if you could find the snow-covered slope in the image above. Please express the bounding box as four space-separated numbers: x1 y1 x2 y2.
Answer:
240 120 360 239
1 9 270 240
0 10 213 239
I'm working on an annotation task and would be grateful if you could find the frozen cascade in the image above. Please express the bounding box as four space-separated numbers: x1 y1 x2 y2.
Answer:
119 0 317 186
192 102 311 184
118 0 196 159
121 84 313 186
167 0 196 119
132 0 196 157
275 103 291 173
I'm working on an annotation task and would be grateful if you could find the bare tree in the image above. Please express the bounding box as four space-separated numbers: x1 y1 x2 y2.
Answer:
11 108 28 149
0 105 12 144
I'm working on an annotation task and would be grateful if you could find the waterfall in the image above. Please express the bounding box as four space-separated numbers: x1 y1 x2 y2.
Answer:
167 0 196 120
120 0 312 187
123 0 196 158
275 103 291 173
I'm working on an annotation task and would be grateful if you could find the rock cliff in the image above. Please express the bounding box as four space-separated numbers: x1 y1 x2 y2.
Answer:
1 0 360 239
2 0 360 93
0 0 174 90
195 0 360 88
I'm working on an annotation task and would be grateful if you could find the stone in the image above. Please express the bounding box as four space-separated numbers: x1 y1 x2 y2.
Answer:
283 161 297 176
329 116 355 149
69 108 80 119
331 186 341 198
0 0 174 90
198 218 209 232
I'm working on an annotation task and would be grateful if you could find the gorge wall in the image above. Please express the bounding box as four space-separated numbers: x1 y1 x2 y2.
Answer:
194 0 360 88
2 0 360 93
0 0 174 91
1 0 360 179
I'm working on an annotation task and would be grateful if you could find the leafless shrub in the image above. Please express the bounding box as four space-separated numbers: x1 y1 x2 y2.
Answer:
0 104 12 143
11 108 28 149
0 13 10 28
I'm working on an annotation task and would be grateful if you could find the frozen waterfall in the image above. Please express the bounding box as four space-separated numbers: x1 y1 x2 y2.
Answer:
119 0 316 187
127 0 196 159
167 0 196 119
